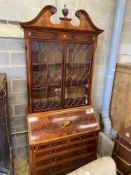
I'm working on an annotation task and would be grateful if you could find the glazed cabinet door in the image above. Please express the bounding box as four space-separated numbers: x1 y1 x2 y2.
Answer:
64 42 93 108
31 40 63 112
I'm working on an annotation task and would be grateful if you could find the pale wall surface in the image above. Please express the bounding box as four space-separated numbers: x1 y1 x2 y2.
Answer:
118 0 131 63
0 0 116 158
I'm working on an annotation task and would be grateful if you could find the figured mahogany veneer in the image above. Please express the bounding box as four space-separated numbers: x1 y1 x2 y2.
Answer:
20 5 103 175
28 106 100 175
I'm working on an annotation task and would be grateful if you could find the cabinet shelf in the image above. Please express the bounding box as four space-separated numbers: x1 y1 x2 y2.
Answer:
32 63 62 66
33 96 87 112
32 81 88 89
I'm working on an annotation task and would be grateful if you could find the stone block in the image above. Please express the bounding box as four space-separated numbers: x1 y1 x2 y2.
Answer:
117 55 131 63
120 32 131 44
95 38 110 61
0 2 27 21
12 79 27 93
0 67 10 78
40 0 56 7
8 0 24 6
0 23 23 38
108 1 116 17
92 87 103 99
0 19 7 24
0 38 24 51
95 55 105 65
7 80 12 93
23 0 41 8
92 95 102 111
9 92 27 105
97 132 114 156
9 104 14 117
0 67 26 79
11 52 26 65
26 7 41 21
93 76 105 90
94 65 106 78
10 115 27 132
13 146 29 160
10 67 26 78
0 52 10 65
12 133 28 149
56 0 77 11
119 44 131 55
14 104 27 116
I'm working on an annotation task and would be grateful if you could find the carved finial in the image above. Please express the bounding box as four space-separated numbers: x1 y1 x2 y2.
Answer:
62 5 69 18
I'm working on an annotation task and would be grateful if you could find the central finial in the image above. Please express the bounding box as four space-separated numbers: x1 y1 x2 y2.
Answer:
62 5 69 18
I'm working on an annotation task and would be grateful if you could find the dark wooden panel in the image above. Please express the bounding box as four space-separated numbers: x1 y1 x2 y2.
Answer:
35 144 96 166
113 155 131 175
35 136 97 159
28 106 99 145
24 30 93 42
0 74 13 174
112 126 131 175
36 152 96 173
36 154 96 175
113 141 131 163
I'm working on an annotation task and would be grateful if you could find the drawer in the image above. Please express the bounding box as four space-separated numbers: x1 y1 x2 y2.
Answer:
36 152 96 175
36 139 67 151
27 31 93 42
113 155 131 175
35 144 96 168
113 141 131 163
70 132 98 142
35 136 97 159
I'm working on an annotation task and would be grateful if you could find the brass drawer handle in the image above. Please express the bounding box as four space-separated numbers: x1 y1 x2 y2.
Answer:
59 120 72 128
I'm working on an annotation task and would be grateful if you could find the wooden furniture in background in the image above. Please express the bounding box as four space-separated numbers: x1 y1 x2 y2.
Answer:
0 74 13 175
20 5 103 175
112 126 131 175
110 63 131 131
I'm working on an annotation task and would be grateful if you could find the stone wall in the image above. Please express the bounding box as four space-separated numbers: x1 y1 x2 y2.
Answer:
0 0 116 159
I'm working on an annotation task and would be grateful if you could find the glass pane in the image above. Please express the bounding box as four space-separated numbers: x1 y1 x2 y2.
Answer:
31 40 62 112
64 43 93 108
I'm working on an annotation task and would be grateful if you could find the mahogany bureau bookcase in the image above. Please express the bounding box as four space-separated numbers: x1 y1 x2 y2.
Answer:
20 5 103 175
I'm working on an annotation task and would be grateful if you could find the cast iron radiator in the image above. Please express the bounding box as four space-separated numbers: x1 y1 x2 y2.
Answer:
0 74 13 175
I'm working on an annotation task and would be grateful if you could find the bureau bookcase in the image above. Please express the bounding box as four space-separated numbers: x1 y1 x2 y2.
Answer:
20 5 103 175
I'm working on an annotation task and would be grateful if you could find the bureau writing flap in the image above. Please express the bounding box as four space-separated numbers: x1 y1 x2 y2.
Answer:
27 106 100 145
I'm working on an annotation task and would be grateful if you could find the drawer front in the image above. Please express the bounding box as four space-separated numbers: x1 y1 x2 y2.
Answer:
35 144 96 168
113 141 131 164
113 155 131 175
36 154 96 175
35 134 97 159
25 31 93 42
117 169 124 175
31 132 98 175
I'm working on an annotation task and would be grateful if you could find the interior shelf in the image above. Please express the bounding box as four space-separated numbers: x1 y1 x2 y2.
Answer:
32 81 89 89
